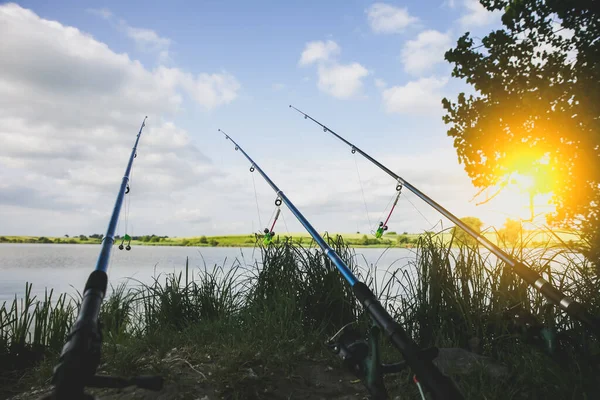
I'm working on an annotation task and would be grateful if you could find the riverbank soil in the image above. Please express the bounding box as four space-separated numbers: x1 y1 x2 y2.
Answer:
7 350 370 400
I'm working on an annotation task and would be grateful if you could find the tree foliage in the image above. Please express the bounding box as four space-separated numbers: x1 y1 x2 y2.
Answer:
452 217 483 245
443 0 599 264
498 218 522 245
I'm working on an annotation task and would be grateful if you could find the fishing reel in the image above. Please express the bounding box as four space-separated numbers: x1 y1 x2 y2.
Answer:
327 322 438 400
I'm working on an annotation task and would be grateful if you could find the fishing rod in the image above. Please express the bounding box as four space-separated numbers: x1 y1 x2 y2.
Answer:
44 117 163 400
289 105 600 339
219 129 463 400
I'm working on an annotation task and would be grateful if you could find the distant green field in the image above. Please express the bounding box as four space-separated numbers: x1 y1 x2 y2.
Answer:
0 229 582 249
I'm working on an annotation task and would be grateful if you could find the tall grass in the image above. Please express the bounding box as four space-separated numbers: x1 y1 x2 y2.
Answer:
1 231 599 398
387 228 600 350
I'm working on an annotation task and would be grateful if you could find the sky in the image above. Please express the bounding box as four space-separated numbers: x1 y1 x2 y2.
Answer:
0 0 547 238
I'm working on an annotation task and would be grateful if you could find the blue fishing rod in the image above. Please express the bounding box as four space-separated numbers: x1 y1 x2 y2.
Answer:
289 105 600 339
45 117 163 400
219 129 463 400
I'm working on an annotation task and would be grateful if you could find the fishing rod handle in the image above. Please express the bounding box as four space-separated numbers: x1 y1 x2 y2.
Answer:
352 282 464 400
50 270 107 399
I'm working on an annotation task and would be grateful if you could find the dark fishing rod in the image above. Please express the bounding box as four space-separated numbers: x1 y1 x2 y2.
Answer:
219 129 463 400
44 117 163 400
289 105 600 338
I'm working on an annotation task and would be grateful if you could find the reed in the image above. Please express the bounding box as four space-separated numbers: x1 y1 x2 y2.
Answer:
1 231 599 399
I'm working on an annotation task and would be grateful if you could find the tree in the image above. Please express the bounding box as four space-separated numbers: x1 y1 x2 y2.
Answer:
397 235 410 245
498 218 522 245
451 217 483 246
443 0 599 265
199 235 208 244
360 234 369 245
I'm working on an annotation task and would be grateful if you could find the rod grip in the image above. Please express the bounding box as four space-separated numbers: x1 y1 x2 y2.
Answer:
353 282 463 400
51 270 107 398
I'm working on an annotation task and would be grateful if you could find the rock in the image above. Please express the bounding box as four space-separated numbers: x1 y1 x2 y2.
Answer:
434 348 509 379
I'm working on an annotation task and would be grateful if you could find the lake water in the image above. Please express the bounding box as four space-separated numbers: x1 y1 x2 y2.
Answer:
0 244 418 302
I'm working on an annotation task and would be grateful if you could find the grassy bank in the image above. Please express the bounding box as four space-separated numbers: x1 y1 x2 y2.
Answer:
0 233 416 248
0 228 582 249
1 233 599 399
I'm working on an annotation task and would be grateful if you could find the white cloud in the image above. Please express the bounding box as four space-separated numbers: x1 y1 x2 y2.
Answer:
299 40 340 66
87 8 112 19
458 0 501 28
0 3 240 235
317 63 369 99
375 78 387 89
444 0 457 8
88 6 173 63
366 3 418 34
163 68 241 109
401 30 452 76
272 83 286 91
299 40 369 99
382 77 448 115
125 25 172 62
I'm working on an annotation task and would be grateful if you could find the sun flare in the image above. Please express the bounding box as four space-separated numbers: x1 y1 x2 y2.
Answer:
474 154 559 225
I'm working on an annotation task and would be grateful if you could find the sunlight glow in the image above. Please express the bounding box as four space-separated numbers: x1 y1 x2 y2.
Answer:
472 153 559 226
510 173 535 191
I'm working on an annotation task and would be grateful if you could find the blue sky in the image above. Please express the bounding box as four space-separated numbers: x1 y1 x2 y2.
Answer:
1 1 544 238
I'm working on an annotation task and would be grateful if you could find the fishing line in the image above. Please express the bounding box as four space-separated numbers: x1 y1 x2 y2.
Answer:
251 172 263 229
353 155 373 232
400 190 434 229
125 165 133 235
266 207 277 230
281 209 290 234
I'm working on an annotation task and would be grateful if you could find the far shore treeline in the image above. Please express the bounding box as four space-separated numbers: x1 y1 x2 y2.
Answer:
0 223 582 249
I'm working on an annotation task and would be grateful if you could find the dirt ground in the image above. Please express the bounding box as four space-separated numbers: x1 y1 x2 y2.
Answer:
7 360 374 400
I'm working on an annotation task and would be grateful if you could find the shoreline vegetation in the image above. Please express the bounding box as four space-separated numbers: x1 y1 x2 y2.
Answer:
0 228 582 249
1 231 598 399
